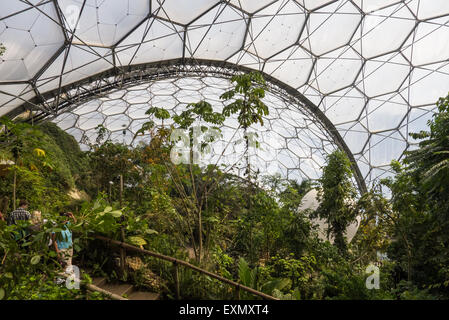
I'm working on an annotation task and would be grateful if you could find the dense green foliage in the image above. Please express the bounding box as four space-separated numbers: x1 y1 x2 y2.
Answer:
1 74 449 300
380 93 449 296
313 150 357 255
0 118 81 213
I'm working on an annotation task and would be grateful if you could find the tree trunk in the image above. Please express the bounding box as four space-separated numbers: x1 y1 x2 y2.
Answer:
244 127 250 182
198 208 202 264
119 174 126 280
13 168 16 210
1 196 9 215
119 174 123 207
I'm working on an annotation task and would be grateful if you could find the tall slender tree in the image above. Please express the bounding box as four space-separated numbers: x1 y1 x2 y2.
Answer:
220 72 269 182
313 150 357 255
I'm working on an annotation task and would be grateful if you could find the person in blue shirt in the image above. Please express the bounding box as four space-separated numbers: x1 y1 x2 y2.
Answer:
52 211 76 268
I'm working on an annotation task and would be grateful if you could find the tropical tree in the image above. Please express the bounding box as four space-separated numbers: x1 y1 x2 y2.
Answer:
382 93 449 294
0 118 56 210
405 93 449 212
351 185 392 267
136 72 270 265
220 72 269 181
380 161 425 283
313 150 357 255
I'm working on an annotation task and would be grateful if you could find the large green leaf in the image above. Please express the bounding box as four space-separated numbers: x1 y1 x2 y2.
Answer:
92 200 101 211
30 255 41 265
260 278 291 295
238 257 251 287
292 287 301 300
145 229 158 235
109 210 122 218
127 236 147 246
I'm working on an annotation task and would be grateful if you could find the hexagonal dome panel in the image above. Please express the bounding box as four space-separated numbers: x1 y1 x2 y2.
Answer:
0 0 448 191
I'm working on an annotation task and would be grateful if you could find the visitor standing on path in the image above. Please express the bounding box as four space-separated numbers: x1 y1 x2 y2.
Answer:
8 199 32 248
52 212 76 269
8 199 31 225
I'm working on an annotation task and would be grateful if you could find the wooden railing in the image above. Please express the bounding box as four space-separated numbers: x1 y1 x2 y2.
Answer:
94 235 278 300
60 269 127 300
86 283 127 300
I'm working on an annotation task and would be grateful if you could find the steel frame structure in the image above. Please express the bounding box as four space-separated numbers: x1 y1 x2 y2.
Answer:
2 0 449 193
7 58 367 193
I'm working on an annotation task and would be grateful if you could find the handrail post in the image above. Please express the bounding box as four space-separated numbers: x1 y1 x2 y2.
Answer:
119 234 126 280
119 174 126 280
234 284 240 300
173 261 180 300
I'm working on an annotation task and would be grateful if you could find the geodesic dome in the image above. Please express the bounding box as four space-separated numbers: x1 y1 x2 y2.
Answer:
1 0 449 192
52 76 338 185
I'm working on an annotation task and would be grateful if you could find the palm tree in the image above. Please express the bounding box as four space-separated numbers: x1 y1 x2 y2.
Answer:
405 93 449 200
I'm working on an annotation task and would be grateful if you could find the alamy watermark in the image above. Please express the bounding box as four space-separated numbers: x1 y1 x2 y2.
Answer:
63 4 81 31
365 263 380 290
65 264 81 290
55 264 81 289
